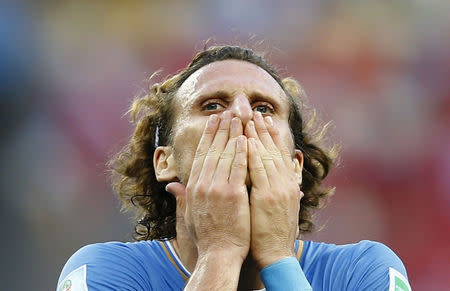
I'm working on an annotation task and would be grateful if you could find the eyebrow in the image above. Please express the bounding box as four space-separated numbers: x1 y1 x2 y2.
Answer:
196 90 284 105
197 91 230 102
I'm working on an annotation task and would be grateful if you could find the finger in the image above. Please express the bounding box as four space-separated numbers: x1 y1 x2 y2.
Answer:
213 136 237 182
253 112 284 169
247 137 270 189
230 117 243 139
247 114 280 178
166 182 197 240
244 120 258 139
253 135 279 185
253 112 273 147
166 182 187 214
229 135 248 185
189 114 219 183
198 111 233 182
263 115 293 169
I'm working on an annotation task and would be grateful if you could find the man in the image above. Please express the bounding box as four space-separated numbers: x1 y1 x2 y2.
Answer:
57 46 411 290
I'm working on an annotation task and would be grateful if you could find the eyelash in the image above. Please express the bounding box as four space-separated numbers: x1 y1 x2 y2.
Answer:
202 101 225 111
201 100 275 114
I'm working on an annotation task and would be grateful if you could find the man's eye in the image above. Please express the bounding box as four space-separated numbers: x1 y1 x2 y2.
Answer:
203 103 223 111
254 105 271 114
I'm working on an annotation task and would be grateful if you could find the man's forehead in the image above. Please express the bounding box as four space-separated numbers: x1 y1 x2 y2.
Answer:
176 59 286 102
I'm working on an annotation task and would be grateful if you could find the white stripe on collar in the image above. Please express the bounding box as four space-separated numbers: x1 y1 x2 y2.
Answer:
165 240 192 276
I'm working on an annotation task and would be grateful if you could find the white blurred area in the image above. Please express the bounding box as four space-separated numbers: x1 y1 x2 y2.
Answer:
1 1 449 290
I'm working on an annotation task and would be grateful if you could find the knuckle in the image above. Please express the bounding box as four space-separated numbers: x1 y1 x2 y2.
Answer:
257 124 269 133
203 125 216 135
254 192 275 204
194 148 208 159
286 186 301 201
210 184 230 198
195 182 209 195
186 184 194 193
217 126 229 133
268 148 282 158
235 146 246 154
280 147 291 157
226 187 244 199
208 186 221 196
232 159 247 169
220 152 234 160
226 194 241 204
253 165 266 175
206 145 220 157
260 154 273 161
271 127 280 136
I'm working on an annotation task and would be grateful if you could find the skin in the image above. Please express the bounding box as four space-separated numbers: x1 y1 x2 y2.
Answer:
153 60 304 290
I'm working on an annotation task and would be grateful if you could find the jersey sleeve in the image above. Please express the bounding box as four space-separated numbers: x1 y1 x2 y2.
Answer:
346 241 412 291
57 242 152 291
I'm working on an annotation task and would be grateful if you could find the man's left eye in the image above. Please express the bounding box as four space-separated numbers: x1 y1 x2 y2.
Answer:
254 105 270 114
203 103 222 111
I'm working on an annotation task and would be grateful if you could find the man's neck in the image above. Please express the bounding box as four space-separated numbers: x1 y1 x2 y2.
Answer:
172 219 264 290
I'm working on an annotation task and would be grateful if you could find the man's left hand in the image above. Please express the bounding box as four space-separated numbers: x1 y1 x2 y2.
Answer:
245 112 303 270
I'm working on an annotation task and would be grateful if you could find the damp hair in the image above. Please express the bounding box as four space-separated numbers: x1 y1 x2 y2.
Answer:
108 45 338 241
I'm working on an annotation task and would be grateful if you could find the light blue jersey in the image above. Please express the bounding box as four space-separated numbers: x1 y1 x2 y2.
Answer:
57 240 410 291
300 240 410 290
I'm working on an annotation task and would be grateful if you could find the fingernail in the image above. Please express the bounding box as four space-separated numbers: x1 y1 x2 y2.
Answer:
222 110 232 119
255 111 263 121
265 116 273 126
248 120 254 129
209 114 218 124
231 117 239 129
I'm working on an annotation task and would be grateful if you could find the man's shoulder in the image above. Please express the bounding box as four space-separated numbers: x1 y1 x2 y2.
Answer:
57 240 163 291
301 240 410 290
60 240 159 267
304 239 399 261
347 240 403 263
303 240 405 270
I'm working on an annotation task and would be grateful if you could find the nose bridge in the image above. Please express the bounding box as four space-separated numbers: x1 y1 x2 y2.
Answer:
231 94 253 124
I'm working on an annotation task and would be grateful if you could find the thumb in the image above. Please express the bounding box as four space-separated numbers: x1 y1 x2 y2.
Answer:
166 182 187 212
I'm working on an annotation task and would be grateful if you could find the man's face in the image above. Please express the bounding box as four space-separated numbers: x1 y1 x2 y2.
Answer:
170 59 295 184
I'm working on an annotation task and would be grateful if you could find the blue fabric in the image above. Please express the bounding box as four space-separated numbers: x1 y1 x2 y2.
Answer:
57 240 186 291
300 240 409 290
261 257 312 291
57 240 409 291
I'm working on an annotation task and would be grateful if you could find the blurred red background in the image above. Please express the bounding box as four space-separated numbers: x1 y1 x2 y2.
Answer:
1 1 449 290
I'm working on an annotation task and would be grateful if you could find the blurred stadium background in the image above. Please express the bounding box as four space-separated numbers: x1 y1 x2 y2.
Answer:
1 1 449 290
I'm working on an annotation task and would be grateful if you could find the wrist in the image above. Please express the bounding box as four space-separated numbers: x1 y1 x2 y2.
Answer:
254 250 295 270
186 248 245 290
197 247 246 266
198 243 249 263
260 257 312 291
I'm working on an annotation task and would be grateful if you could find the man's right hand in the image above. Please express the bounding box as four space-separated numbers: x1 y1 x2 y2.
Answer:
166 111 250 262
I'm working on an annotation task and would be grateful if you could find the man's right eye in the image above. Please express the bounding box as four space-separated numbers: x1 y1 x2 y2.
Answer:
202 102 223 111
